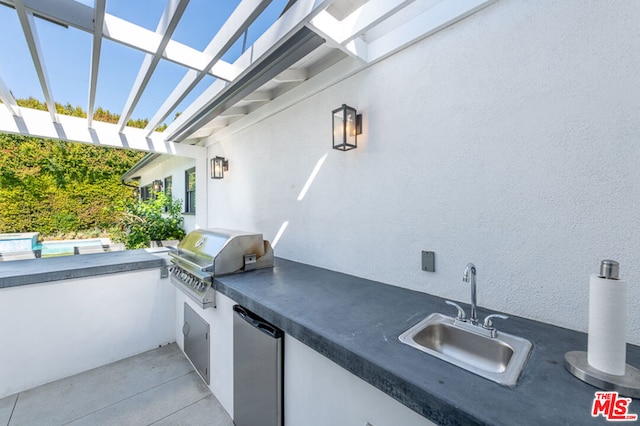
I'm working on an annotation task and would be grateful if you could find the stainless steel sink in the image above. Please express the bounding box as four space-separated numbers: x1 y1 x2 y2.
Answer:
399 313 532 385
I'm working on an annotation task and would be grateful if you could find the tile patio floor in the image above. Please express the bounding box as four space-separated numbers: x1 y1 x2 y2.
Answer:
0 343 233 426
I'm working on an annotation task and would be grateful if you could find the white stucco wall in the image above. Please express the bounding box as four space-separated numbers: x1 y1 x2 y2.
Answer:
202 1 640 344
0 269 176 399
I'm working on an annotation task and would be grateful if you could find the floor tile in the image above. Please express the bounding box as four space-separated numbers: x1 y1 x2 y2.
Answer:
152 394 234 426
9 344 193 426
0 394 17 426
65 372 210 426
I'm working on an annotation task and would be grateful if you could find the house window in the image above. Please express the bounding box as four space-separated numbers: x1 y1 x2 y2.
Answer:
140 185 152 201
185 168 196 214
164 176 173 212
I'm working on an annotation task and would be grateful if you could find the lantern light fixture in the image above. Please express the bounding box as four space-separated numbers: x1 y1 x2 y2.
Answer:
211 156 229 179
332 104 362 151
152 179 163 192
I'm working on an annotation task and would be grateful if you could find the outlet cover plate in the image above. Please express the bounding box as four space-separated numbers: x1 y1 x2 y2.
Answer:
422 251 435 272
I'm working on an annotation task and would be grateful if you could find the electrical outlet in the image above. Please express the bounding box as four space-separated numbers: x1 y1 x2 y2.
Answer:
422 251 435 272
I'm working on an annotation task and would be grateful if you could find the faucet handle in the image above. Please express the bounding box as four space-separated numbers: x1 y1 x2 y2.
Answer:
445 300 467 321
482 314 508 330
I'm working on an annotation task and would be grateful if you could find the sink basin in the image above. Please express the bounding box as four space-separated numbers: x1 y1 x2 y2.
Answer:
399 313 532 385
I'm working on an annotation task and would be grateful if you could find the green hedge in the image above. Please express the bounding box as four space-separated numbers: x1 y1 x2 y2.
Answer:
0 133 144 235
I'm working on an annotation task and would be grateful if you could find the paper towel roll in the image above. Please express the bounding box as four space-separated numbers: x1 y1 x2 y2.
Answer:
587 274 627 375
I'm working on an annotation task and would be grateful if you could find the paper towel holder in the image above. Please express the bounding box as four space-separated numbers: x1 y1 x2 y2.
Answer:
564 351 640 398
564 260 640 398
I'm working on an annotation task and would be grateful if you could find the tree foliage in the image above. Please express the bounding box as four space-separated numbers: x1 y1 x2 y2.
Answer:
111 192 186 249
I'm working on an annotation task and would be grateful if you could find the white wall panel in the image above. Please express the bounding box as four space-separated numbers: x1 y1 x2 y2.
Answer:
204 0 640 344
0 270 175 399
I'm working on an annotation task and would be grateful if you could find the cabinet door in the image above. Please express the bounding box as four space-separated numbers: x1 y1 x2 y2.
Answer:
285 335 435 426
183 302 210 384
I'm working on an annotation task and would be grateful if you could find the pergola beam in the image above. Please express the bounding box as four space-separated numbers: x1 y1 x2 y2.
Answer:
367 0 497 63
0 74 21 117
0 0 240 82
164 0 336 141
144 0 272 136
308 0 416 63
13 0 57 122
87 0 106 128
117 0 189 132
0 106 204 158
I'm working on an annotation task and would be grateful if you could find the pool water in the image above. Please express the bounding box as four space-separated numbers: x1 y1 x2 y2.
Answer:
33 239 105 257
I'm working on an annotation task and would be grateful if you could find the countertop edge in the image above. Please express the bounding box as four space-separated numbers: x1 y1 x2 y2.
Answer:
0 249 166 288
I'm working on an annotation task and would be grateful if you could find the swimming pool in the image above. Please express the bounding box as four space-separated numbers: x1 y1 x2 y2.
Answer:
33 239 106 257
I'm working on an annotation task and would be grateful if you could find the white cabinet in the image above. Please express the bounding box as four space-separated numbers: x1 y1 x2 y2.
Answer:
284 335 436 426
175 290 235 418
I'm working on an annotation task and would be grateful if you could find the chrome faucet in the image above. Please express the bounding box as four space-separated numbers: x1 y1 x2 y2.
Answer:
444 262 509 338
463 263 478 325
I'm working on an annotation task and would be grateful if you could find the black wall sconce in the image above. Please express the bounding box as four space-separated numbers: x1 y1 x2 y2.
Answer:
152 179 163 192
211 156 229 179
332 104 362 151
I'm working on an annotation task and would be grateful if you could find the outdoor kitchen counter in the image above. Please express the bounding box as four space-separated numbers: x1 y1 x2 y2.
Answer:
213 257 640 426
0 249 165 288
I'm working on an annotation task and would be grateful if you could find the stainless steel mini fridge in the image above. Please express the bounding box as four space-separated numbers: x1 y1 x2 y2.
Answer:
233 305 283 426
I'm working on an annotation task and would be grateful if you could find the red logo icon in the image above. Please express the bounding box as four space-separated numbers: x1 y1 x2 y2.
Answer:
592 392 638 421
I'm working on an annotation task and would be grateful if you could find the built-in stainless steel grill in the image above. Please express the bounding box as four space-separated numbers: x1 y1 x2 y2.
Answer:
168 228 274 309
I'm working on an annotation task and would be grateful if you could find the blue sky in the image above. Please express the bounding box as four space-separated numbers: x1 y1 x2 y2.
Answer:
0 0 288 126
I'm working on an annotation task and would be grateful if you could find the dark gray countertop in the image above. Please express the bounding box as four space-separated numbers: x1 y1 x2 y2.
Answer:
214 258 639 426
0 249 165 288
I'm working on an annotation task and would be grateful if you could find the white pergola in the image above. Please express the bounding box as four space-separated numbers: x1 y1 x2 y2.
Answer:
0 0 495 159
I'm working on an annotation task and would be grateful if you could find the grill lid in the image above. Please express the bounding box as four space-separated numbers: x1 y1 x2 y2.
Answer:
169 228 273 276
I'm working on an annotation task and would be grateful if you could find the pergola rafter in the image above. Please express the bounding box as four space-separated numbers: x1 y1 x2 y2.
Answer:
0 0 241 82
0 74 21 117
144 0 273 136
116 0 190 132
164 0 336 142
87 0 106 128
13 0 57 122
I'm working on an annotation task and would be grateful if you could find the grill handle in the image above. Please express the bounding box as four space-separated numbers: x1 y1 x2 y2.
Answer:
169 251 214 273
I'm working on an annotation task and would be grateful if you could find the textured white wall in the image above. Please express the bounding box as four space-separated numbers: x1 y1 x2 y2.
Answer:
0 270 176 399
205 0 640 344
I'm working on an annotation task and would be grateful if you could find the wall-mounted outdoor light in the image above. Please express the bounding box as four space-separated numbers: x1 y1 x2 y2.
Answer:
211 156 229 179
332 104 362 151
152 180 163 192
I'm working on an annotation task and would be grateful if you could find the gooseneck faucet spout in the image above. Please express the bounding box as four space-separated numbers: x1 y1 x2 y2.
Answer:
463 263 478 325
